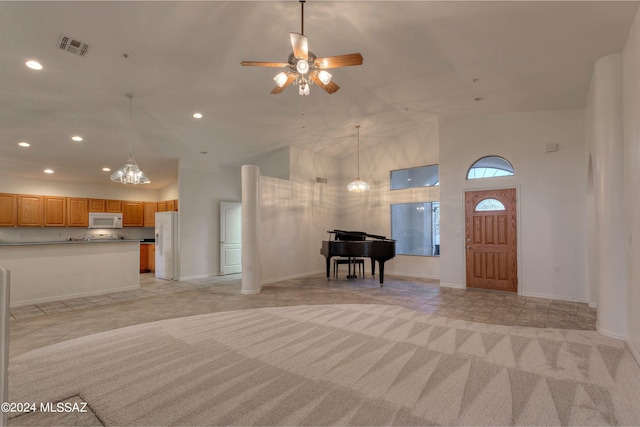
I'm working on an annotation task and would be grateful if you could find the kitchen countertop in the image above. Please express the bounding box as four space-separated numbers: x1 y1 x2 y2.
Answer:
0 239 143 247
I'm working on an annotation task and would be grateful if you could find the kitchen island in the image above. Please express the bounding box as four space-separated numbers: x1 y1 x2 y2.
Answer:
0 240 140 307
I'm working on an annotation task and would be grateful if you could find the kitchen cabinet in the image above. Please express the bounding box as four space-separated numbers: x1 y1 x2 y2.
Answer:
143 202 157 227
67 198 89 227
44 196 67 227
89 199 106 212
0 193 18 227
3 192 176 228
148 244 156 271
106 200 122 213
122 201 144 227
17 195 43 227
140 243 149 273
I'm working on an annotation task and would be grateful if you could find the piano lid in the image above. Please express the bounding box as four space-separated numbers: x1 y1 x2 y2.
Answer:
328 229 391 241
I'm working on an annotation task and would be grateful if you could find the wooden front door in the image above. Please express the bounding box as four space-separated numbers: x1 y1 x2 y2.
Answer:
465 188 517 292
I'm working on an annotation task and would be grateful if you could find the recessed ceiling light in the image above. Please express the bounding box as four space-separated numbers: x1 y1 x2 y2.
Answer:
192 113 203 119
18 141 31 148
71 135 83 142
102 167 111 172
25 60 43 70
474 97 484 102
43 169 54 174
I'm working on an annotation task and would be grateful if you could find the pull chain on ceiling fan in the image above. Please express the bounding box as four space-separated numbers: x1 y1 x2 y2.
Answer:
241 0 363 95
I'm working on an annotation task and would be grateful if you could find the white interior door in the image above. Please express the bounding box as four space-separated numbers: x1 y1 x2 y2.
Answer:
220 202 242 275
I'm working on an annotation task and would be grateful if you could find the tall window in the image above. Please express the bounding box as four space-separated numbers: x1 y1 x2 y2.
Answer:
391 202 440 256
467 156 514 180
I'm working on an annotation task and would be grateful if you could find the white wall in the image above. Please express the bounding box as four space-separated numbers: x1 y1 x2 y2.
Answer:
622 7 640 362
0 175 161 201
439 110 588 301
585 53 627 338
259 146 340 282
159 180 179 201
337 118 441 279
178 163 241 280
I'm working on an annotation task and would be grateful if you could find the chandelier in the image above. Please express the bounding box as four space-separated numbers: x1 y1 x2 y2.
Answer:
347 124 369 192
110 94 150 185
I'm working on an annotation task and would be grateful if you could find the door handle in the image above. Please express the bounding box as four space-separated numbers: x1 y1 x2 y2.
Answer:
467 246 471 250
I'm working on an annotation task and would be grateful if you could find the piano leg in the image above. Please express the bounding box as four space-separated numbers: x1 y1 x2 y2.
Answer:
370 259 376 277
325 256 331 281
378 261 386 287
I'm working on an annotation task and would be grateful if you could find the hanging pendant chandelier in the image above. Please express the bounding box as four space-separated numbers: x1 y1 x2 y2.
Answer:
110 94 150 185
347 124 369 192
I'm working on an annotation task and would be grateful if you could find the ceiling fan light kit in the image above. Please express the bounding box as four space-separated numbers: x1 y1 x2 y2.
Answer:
241 0 363 95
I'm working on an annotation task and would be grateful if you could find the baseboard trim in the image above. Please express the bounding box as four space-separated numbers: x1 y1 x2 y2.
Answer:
387 271 440 281
439 282 465 289
596 321 627 340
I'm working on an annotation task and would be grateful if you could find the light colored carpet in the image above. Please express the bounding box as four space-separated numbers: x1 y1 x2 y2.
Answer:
8 304 640 426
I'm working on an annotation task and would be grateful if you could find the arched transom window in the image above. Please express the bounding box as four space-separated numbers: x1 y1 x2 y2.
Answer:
475 198 506 211
467 156 514 180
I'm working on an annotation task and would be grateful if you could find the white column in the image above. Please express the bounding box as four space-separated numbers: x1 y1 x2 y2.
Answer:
241 165 262 294
1 267 9 427
591 53 627 338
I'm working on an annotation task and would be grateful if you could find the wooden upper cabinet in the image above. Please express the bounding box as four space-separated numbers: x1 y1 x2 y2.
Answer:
157 201 168 213
90 199 123 213
89 199 106 212
0 193 18 227
143 202 157 227
67 198 89 227
167 200 176 212
122 201 144 227
106 200 123 213
43 196 67 227
17 195 43 227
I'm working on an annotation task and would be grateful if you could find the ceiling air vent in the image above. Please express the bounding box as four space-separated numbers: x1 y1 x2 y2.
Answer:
57 34 89 57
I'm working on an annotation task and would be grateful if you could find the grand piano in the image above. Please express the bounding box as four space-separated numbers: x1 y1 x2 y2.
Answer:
320 229 396 286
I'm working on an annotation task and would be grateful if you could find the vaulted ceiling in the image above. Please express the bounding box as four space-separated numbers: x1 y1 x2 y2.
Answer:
1 1 637 189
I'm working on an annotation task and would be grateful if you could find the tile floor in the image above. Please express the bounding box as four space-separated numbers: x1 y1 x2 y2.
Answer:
8 272 597 359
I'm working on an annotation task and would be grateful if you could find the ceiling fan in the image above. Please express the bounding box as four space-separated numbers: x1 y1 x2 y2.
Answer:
240 0 363 95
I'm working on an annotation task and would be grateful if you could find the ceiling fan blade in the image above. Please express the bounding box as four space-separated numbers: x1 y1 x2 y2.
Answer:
309 71 339 94
314 53 363 69
290 32 308 60
270 73 297 94
241 61 290 67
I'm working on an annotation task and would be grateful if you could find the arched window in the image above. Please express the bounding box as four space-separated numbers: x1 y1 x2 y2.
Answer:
475 198 505 211
467 156 514 180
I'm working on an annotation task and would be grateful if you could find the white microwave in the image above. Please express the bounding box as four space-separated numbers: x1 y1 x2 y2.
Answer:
88 212 123 229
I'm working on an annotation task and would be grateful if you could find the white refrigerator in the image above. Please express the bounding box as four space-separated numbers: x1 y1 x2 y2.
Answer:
155 211 178 280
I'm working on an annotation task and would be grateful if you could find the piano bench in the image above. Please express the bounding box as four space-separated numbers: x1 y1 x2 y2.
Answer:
333 258 365 279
